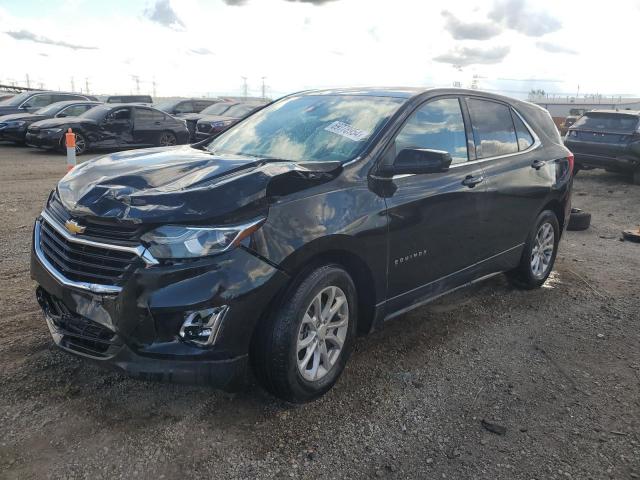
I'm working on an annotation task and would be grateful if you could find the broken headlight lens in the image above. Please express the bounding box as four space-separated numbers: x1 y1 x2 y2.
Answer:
141 219 264 259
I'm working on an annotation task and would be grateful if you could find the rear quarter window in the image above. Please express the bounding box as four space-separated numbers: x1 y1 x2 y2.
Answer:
467 98 518 158
512 110 534 151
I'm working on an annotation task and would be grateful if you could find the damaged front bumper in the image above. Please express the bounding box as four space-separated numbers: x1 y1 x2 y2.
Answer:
30 215 289 388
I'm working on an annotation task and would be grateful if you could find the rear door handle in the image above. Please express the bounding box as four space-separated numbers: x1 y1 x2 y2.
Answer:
462 175 484 188
154 121 162 125
531 160 547 169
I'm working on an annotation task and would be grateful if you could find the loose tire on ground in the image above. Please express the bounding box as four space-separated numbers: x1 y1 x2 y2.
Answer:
507 210 560 290
250 265 357 403
567 208 591 231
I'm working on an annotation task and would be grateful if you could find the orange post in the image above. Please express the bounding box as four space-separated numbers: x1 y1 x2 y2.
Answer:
65 128 76 172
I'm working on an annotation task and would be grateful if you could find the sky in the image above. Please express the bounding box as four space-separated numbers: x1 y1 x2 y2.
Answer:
1 0 639 100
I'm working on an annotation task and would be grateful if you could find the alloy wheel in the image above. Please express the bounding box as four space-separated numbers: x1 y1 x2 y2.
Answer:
296 286 349 382
531 222 554 278
75 134 86 154
159 133 176 146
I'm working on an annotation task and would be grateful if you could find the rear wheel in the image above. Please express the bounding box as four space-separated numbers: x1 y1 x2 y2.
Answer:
251 265 357 403
158 131 177 147
507 210 559 289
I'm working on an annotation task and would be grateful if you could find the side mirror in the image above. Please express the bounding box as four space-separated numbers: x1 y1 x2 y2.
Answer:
382 148 452 175
57 113 67 118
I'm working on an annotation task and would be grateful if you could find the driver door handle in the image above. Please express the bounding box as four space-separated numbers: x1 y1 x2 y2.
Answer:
531 159 547 169
462 175 484 188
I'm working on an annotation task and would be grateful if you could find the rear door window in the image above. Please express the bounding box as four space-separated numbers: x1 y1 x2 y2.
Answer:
467 99 518 158
394 97 469 165
512 110 534 151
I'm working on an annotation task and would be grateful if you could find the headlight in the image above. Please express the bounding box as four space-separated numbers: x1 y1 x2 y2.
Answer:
45 128 63 134
141 218 265 259
210 120 233 128
7 120 26 127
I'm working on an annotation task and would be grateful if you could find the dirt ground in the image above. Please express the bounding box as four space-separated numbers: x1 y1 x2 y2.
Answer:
0 143 639 480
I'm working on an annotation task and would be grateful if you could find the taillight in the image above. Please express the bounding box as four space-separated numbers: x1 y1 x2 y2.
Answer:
567 152 574 175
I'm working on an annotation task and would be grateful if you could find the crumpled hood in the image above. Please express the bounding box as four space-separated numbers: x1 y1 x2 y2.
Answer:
56 145 342 224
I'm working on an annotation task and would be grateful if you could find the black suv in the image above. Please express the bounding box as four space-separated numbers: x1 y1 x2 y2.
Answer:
564 110 640 184
31 88 573 402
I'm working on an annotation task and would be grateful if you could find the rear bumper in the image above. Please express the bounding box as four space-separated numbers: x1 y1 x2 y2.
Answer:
572 152 639 171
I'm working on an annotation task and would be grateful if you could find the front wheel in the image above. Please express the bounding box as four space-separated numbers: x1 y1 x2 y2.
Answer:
251 265 357 403
507 210 560 289
158 131 177 147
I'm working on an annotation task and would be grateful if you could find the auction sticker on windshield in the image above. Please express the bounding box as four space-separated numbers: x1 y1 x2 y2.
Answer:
324 121 370 141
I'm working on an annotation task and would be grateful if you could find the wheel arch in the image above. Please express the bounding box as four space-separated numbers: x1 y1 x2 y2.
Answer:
540 199 566 232
253 240 380 338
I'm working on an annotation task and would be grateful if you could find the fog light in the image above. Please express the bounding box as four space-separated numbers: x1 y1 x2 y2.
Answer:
179 306 229 346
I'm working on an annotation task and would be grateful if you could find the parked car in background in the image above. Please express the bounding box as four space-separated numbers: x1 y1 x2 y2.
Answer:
564 109 640 184
0 100 101 144
25 103 189 154
194 102 265 141
153 98 220 116
30 87 573 402
180 101 237 141
0 91 98 116
106 95 153 104
559 115 578 136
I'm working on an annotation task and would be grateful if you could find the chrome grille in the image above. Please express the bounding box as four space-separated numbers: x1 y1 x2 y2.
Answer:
47 196 143 244
38 219 141 287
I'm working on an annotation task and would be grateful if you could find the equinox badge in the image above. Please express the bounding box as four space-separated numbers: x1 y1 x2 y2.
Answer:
64 219 86 235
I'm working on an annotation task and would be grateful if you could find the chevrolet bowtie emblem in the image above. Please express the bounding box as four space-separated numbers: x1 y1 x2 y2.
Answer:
64 219 86 235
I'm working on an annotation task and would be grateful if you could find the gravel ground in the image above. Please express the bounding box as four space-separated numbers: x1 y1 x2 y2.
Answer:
0 143 639 480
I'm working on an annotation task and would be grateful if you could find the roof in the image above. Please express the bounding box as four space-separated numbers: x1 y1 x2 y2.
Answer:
49 100 101 107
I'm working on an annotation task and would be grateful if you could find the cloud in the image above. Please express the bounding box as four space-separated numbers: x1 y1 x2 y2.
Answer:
434 45 510 67
190 47 214 55
144 0 185 30
535 41 577 55
283 0 339 3
224 0 338 4
4 30 97 50
489 0 561 37
441 10 502 40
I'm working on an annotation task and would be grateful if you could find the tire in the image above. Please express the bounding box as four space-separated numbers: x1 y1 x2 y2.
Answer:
60 132 87 155
251 265 357 403
74 132 87 155
633 169 640 186
507 210 560 290
158 131 177 147
567 208 591 231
